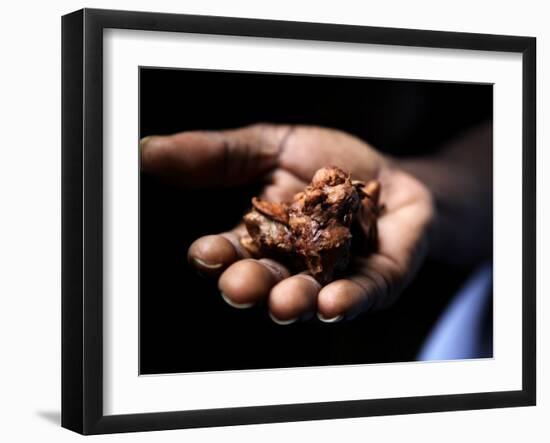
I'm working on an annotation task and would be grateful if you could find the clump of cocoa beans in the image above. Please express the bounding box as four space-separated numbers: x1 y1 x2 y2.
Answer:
241 166 381 284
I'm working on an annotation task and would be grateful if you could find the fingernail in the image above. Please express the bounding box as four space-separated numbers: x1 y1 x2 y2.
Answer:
220 292 254 309
191 257 223 270
269 311 297 326
139 136 153 149
317 312 343 323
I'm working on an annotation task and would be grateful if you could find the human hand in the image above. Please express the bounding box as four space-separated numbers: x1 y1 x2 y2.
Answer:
140 124 434 324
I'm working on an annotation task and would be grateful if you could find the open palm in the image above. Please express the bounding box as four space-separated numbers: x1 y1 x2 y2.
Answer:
141 124 434 324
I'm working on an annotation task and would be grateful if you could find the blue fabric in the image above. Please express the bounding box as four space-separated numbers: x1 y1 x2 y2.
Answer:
417 264 493 361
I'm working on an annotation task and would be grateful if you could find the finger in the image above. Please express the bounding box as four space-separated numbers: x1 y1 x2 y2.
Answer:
140 124 294 188
317 254 403 321
317 218 428 322
187 224 252 278
317 279 370 323
187 169 309 278
259 169 431 322
218 258 290 308
317 176 433 321
268 274 321 325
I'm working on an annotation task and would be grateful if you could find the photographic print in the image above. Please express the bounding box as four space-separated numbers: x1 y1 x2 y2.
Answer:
139 68 494 375
62 9 535 434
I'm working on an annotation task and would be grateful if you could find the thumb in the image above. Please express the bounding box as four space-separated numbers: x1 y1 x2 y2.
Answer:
140 124 294 188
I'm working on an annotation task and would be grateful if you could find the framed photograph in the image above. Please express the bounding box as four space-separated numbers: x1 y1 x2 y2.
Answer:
62 8 536 435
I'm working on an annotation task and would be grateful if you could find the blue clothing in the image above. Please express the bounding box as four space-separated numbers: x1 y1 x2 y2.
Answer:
418 264 493 361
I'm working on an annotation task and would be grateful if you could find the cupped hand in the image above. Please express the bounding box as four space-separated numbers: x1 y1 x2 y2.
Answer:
140 124 434 324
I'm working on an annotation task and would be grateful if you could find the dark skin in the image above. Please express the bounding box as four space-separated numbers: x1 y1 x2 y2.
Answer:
140 122 492 324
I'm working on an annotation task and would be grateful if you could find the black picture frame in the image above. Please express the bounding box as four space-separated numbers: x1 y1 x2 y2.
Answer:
62 8 536 435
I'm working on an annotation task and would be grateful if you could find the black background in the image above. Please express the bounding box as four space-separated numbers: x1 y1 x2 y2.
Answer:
139 68 492 374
